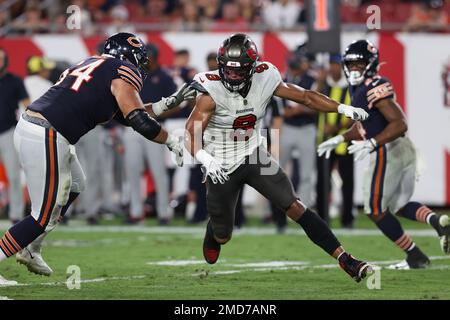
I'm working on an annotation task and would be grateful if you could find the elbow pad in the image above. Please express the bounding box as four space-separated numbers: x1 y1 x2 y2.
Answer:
125 109 161 140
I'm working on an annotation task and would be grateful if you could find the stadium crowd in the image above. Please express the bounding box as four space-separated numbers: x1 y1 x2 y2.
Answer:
0 0 449 35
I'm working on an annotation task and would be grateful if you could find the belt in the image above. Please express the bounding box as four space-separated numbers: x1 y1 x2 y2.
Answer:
22 112 52 129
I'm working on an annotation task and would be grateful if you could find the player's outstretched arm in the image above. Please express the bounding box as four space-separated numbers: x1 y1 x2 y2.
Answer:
144 83 197 118
111 78 184 165
346 99 407 161
185 94 229 184
273 82 368 121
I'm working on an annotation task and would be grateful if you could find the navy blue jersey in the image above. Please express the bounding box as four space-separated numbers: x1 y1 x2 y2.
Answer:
29 55 142 144
140 67 177 121
0 73 29 134
349 76 395 139
168 66 196 119
283 72 317 127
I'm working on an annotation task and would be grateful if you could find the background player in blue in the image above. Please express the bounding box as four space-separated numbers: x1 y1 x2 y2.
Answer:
0 48 29 225
0 32 195 283
123 43 178 225
318 40 450 269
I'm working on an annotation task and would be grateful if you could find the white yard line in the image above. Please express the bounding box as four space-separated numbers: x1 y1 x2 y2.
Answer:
0 224 438 237
2 256 450 288
4 275 148 288
190 256 450 276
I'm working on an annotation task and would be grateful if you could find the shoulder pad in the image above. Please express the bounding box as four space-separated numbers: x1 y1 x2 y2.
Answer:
190 80 208 94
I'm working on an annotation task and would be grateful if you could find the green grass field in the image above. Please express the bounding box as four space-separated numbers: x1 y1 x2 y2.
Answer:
0 212 449 300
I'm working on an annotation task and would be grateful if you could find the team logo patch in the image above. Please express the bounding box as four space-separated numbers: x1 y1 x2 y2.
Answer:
127 37 143 48
246 47 258 61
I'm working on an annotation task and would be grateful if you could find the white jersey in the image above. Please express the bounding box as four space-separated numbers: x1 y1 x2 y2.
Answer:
193 61 282 174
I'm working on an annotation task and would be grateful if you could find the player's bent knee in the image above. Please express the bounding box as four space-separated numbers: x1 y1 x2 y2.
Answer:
286 199 307 221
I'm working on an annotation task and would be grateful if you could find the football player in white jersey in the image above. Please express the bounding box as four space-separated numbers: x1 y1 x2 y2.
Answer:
185 34 372 282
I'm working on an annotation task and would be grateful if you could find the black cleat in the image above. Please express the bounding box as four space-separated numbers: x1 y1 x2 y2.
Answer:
388 247 430 270
203 220 221 264
338 252 373 283
406 247 430 269
387 247 430 270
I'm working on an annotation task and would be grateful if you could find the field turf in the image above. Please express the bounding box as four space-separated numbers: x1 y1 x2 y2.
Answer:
0 212 449 300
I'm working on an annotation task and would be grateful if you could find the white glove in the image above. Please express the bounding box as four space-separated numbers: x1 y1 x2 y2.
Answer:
152 83 197 116
338 104 369 121
165 134 184 167
195 150 229 184
317 135 344 159
348 138 377 161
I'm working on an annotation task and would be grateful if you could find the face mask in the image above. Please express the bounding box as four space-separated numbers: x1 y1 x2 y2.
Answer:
347 70 364 85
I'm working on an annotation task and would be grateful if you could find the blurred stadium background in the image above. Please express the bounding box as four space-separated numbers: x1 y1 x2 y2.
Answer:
0 0 449 300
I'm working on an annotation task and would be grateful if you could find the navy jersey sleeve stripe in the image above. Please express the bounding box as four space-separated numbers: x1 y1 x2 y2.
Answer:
119 74 141 92
367 82 394 108
118 70 142 91
119 66 143 87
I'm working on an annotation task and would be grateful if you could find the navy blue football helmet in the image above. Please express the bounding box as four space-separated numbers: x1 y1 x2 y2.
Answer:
104 32 150 77
343 39 379 85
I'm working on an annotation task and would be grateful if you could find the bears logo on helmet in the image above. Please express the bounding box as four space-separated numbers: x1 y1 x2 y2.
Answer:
104 32 150 78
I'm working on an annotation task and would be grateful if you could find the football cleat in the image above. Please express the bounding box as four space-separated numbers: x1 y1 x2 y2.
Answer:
16 248 53 276
203 221 221 264
387 247 430 270
438 215 450 254
0 275 18 286
386 260 410 270
338 252 373 282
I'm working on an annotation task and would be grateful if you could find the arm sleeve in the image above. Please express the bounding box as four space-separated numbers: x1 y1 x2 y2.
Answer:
113 111 131 127
126 109 161 141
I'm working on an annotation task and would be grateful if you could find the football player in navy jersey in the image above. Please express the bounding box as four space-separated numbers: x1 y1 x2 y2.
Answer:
318 40 450 269
0 32 196 284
